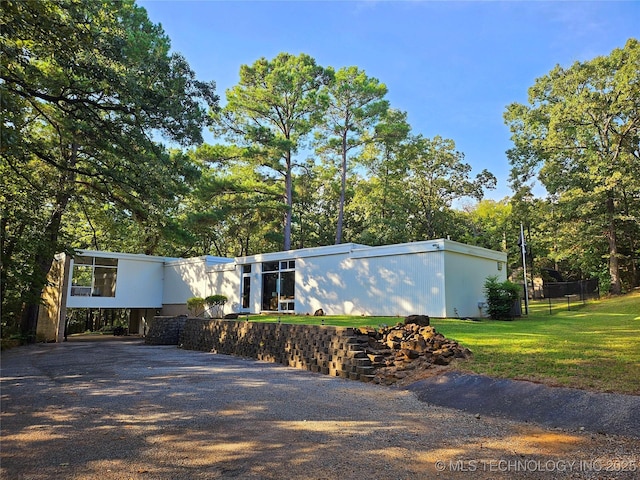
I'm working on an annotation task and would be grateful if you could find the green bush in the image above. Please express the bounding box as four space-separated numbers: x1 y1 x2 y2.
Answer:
484 276 521 320
205 295 227 318
186 296 205 316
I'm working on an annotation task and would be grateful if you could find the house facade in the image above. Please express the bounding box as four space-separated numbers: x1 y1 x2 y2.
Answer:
38 239 507 341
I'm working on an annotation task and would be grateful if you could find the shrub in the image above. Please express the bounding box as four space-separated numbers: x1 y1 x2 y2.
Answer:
205 295 227 318
186 297 205 317
484 276 521 320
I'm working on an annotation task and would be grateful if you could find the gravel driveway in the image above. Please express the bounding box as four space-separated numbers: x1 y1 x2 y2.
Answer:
1 337 638 479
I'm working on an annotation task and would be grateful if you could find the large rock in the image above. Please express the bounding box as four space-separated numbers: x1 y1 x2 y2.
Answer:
354 320 471 386
404 314 430 326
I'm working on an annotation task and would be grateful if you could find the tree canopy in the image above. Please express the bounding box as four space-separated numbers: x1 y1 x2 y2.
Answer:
213 53 332 250
505 38 640 293
314 66 389 244
1 0 217 339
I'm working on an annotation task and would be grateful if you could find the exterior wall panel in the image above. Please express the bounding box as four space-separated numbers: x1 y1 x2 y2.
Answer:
207 265 241 313
162 259 208 305
443 248 507 318
67 256 164 309
296 250 447 317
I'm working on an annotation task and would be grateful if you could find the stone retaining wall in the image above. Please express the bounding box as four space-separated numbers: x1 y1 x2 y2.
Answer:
178 317 377 381
145 316 187 345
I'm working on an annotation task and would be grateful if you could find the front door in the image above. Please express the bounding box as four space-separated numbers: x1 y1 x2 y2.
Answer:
262 272 279 311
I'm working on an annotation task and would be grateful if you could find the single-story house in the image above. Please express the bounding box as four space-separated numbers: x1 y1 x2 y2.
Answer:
37 239 507 342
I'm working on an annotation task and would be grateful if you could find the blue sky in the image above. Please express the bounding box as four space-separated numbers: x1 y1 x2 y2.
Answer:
139 0 639 201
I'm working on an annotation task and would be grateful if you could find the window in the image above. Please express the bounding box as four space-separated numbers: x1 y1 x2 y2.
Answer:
71 256 118 297
241 265 252 309
261 259 295 312
262 261 279 272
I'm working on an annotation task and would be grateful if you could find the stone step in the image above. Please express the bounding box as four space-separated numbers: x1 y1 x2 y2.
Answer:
356 366 376 375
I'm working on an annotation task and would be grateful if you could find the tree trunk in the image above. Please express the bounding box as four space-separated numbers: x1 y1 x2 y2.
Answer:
283 150 292 251
335 134 348 245
20 143 77 341
606 196 622 294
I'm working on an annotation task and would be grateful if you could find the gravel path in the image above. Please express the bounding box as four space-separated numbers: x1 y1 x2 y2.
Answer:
1 338 638 479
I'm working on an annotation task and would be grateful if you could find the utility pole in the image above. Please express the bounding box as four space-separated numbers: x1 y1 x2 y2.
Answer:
520 223 530 315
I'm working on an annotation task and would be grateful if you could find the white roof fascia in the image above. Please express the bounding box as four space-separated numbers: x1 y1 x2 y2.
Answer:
350 240 443 259
73 249 169 264
207 262 238 273
441 239 507 261
349 239 506 261
165 255 233 268
234 243 369 265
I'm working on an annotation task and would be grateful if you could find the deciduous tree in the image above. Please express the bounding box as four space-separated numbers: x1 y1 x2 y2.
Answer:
505 38 640 293
1 0 217 339
403 135 496 239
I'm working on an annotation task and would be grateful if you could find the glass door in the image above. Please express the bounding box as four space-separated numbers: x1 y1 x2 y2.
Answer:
261 260 295 312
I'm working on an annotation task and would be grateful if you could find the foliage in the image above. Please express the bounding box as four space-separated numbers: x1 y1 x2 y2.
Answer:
460 199 512 252
483 276 521 320
348 133 496 244
180 144 284 257
1 0 216 339
205 295 228 305
505 38 640 294
186 297 205 317
350 109 412 245
314 66 389 244
213 53 332 251
205 294 228 319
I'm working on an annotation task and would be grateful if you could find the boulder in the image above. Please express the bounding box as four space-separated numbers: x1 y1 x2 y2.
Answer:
404 314 430 326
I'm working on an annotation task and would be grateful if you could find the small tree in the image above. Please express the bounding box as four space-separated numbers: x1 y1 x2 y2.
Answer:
484 276 521 320
205 295 228 319
186 297 205 317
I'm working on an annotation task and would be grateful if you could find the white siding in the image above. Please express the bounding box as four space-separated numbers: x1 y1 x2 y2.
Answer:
295 251 353 315
207 265 241 312
443 248 507 318
59 240 507 318
66 256 164 309
163 258 218 304
296 250 447 317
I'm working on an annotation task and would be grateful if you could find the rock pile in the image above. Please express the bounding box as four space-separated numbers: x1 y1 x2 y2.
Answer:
353 315 472 386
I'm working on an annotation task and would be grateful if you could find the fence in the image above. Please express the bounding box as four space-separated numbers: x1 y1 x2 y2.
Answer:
540 279 600 312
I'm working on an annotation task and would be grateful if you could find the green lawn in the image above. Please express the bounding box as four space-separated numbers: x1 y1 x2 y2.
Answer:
432 291 640 394
243 291 640 394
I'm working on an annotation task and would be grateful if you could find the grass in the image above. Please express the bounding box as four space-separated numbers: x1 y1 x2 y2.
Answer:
241 291 640 394
432 291 640 394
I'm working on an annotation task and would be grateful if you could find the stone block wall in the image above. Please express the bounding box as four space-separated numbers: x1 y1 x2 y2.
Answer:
178 318 376 382
145 316 187 345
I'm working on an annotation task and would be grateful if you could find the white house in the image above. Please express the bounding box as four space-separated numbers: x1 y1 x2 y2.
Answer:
38 239 507 341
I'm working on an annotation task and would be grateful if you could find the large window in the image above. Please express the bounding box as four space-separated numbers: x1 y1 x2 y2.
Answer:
241 265 251 309
261 260 295 312
71 256 118 297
